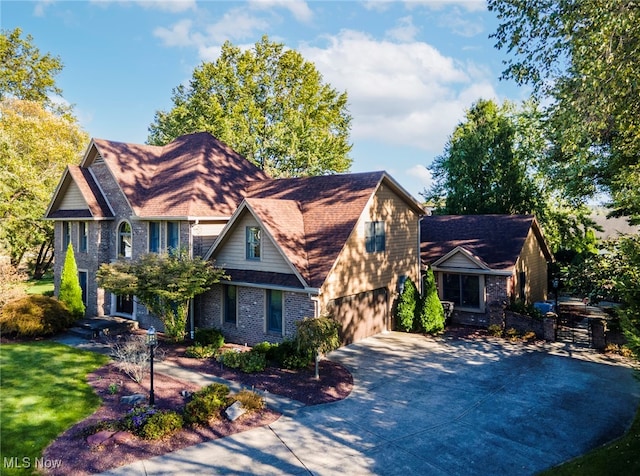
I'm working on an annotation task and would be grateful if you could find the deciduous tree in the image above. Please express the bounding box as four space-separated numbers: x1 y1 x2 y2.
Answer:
488 0 640 223
148 35 352 178
97 249 227 341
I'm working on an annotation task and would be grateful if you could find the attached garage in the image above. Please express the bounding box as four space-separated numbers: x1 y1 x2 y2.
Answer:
328 288 389 345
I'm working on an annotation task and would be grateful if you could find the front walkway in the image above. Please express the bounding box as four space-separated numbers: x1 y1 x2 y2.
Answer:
98 331 640 476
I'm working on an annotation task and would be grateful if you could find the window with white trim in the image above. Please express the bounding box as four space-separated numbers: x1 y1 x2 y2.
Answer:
442 273 480 309
118 221 132 258
365 221 385 253
266 289 283 333
246 226 261 260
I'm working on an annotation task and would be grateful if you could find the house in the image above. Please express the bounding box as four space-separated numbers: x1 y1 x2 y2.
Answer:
420 215 553 327
199 172 425 345
45 132 269 330
45 132 425 344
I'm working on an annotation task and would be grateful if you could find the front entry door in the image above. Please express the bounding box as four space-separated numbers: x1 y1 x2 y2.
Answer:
116 294 134 316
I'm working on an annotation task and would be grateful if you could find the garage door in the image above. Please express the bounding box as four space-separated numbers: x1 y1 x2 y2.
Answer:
328 287 389 345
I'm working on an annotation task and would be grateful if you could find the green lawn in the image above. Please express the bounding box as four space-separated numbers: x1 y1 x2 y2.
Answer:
25 276 54 295
0 342 108 475
540 405 640 475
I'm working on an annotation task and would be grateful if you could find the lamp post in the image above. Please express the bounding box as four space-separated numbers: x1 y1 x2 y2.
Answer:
146 326 157 406
552 278 559 314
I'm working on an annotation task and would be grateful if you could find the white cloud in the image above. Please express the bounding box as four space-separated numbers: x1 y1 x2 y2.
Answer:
154 19 194 47
249 0 313 23
407 164 434 190
300 30 497 153
385 16 419 42
89 0 197 13
403 0 485 12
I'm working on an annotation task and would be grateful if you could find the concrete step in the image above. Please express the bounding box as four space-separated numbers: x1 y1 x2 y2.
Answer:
69 316 138 340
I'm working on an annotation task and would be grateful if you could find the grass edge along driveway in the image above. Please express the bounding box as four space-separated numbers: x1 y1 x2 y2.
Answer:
0 341 108 475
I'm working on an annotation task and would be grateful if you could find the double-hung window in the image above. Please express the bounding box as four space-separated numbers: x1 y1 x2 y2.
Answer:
149 222 161 253
365 221 385 253
166 222 180 251
62 221 71 250
246 226 261 260
78 222 88 253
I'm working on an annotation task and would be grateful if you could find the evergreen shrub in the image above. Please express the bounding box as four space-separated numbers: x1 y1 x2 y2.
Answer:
0 295 74 337
59 243 85 319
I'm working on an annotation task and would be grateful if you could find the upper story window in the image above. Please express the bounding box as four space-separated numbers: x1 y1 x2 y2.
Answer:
118 221 132 258
443 273 480 309
149 222 161 253
62 221 71 250
246 226 261 260
365 221 385 253
78 222 88 253
166 221 180 251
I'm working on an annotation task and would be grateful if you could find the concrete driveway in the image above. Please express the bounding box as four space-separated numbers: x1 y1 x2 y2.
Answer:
103 332 640 475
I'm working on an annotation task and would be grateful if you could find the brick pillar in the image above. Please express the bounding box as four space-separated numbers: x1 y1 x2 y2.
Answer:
488 301 505 329
543 316 556 341
591 319 606 350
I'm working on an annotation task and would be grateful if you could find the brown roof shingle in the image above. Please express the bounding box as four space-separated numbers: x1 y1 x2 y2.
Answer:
243 172 388 288
420 214 544 271
93 132 269 218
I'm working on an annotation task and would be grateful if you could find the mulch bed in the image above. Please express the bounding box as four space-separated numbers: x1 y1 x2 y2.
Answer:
41 343 353 475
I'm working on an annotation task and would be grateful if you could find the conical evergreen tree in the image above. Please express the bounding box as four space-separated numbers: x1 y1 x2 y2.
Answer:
419 267 445 334
396 278 418 332
59 243 85 320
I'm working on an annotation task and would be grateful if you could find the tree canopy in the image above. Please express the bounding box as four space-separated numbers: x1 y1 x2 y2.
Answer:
0 28 63 107
0 99 88 271
148 35 352 178
96 250 227 341
423 98 595 254
488 0 640 223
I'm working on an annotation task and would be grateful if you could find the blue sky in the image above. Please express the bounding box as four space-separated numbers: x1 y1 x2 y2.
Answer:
3 0 527 199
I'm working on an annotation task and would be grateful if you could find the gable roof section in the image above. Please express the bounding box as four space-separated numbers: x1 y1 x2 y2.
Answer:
209 171 423 289
45 165 114 220
90 132 269 218
421 214 551 271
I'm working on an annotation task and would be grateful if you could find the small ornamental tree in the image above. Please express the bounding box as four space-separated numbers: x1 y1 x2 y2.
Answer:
419 267 445 334
97 248 227 341
295 316 340 379
59 243 85 319
395 278 418 332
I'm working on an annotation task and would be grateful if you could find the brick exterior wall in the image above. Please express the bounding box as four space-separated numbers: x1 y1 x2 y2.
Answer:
198 284 316 346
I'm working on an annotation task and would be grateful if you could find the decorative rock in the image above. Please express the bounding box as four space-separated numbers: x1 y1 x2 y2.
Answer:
112 431 134 444
224 401 246 421
120 394 146 405
87 430 116 447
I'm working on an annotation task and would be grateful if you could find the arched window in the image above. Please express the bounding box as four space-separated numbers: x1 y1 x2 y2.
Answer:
118 221 132 258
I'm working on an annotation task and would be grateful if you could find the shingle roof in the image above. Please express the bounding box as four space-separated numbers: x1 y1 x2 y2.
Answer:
46 166 114 219
93 132 269 218
234 172 393 288
420 214 548 271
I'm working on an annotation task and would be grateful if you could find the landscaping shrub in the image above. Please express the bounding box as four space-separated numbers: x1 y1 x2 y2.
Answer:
184 383 230 426
252 341 274 354
194 327 224 348
110 334 150 383
217 349 266 373
185 343 218 359
395 278 419 332
268 339 312 369
140 410 183 440
0 294 74 337
0 261 26 309
59 243 85 319
507 299 543 319
419 268 445 334
233 389 265 412
488 324 503 337
121 406 158 436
